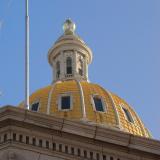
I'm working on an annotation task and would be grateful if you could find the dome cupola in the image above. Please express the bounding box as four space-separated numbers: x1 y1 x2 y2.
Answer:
48 19 92 82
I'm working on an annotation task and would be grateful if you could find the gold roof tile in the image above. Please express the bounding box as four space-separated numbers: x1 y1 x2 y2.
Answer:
18 80 151 138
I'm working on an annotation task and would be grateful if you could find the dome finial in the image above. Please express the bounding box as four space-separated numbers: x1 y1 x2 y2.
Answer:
63 18 76 35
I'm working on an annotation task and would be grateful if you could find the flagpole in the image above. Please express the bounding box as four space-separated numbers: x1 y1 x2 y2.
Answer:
25 0 30 110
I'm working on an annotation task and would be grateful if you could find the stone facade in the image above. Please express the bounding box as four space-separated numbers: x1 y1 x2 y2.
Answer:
0 106 160 160
50 50 89 82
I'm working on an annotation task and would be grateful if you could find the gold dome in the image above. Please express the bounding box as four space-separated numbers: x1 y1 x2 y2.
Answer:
19 80 151 138
19 19 151 138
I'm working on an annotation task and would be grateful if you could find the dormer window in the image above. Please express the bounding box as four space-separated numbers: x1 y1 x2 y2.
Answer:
92 95 106 112
56 61 60 78
122 106 134 123
58 94 72 110
66 57 72 74
61 96 70 109
31 102 39 111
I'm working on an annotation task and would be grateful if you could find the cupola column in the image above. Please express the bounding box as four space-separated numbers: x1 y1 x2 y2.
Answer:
73 50 77 77
61 51 65 79
84 56 88 80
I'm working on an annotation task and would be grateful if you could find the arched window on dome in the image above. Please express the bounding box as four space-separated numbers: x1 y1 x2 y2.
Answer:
56 61 60 78
121 105 134 123
30 101 39 112
78 59 83 76
66 57 72 74
91 95 106 112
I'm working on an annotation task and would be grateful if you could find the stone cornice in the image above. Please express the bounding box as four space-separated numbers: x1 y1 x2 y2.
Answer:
48 39 93 65
0 105 160 157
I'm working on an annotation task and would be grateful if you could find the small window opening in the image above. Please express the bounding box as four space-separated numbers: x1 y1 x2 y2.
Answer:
31 102 39 111
56 61 60 78
32 138 36 146
93 96 105 112
26 136 29 144
66 57 72 74
19 134 23 142
39 139 42 147
96 153 100 160
71 147 74 155
103 155 106 160
84 150 87 158
61 96 71 110
78 148 81 156
122 107 134 123
13 133 16 141
52 143 56 150
46 141 49 149
110 157 114 160
65 145 68 153
4 134 7 142
90 152 93 159
59 144 62 152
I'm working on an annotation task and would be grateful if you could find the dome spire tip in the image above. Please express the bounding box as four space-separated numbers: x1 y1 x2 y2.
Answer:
63 18 76 35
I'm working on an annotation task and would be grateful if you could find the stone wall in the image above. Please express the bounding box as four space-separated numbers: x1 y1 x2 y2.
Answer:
0 106 159 160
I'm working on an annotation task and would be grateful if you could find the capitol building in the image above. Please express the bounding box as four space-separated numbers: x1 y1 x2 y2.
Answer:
0 19 160 160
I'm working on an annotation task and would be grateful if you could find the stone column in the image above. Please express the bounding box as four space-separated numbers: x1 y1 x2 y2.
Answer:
60 51 65 79
52 61 56 82
73 50 78 78
84 56 88 80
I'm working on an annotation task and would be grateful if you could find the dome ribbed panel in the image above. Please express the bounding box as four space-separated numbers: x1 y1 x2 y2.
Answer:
49 80 82 119
18 80 151 138
29 86 51 113
111 94 150 137
81 82 117 126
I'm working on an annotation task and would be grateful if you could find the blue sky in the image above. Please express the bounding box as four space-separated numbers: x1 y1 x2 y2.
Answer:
0 0 160 139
